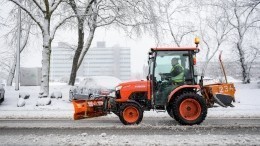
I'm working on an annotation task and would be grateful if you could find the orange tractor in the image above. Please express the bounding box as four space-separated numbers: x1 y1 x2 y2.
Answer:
72 38 236 125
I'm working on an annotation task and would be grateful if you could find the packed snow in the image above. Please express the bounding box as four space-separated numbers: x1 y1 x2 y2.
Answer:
17 98 25 107
19 92 30 99
1 134 260 146
50 91 62 99
36 97 52 106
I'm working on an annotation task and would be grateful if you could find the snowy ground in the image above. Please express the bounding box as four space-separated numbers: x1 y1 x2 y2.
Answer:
0 81 260 119
1 133 259 146
1 118 260 145
1 81 260 145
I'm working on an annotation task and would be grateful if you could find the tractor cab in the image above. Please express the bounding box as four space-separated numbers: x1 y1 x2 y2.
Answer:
147 47 199 109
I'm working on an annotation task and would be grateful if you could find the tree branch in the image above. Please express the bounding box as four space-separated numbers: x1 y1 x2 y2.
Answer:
44 0 50 15
9 0 43 30
50 0 63 15
20 20 32 52
32 0 45 13
51 15 75 40
244 2 260 28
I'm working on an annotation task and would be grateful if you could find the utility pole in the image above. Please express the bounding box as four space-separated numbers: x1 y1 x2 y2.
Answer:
15 3 21 90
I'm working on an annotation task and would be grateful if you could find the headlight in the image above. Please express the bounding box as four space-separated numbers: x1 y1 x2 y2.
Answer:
115 86 122 91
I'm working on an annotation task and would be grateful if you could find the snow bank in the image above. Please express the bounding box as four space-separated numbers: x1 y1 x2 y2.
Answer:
17 98 25 107
36 98 51 106
50 91 62 99
19 92 30 99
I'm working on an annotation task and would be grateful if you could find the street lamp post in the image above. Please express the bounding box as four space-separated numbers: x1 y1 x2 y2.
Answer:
15 3 21 91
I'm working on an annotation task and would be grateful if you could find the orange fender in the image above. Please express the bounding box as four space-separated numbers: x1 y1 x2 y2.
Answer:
167 85 200 102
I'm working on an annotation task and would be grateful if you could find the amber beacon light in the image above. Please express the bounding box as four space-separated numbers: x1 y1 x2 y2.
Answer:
194 37 200 45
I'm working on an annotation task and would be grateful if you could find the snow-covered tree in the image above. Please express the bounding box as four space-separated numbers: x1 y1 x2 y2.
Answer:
68 0 120 85
222 0 260 83
158 0 196 47
196 1 233 77
2 3 34 86
9 0 73 97
68 0 154 85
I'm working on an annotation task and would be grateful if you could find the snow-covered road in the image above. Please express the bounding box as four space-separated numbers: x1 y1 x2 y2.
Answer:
0 118 260 145
1 117 260 128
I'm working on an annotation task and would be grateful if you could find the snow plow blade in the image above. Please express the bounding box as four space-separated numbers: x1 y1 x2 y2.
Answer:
72 98 108 120
213 94 234 107
203 83 236 107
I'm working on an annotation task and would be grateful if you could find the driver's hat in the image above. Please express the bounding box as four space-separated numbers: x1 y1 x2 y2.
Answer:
171 57 179 61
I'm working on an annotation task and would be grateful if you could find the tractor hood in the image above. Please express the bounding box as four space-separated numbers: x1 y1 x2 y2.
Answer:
116 80 150 92
115 80 150 101
116 80 150 91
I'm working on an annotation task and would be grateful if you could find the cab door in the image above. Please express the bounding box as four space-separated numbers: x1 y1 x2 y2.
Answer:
152 51 192 107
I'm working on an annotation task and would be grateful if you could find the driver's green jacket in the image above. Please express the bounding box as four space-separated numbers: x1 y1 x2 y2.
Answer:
170 63 184 83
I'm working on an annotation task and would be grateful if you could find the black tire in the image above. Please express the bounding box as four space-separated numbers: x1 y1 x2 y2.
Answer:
119 102 143 125
166 104 179 121
166 105 173 118
172 92 207 125
102 97 109 112
0 95 4 103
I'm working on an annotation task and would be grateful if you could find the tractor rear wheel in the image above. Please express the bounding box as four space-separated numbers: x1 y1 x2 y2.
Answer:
119 103 143 125
173 92 207 125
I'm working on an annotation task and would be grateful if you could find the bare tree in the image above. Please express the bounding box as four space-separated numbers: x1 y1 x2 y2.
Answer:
247 46 260 78
9 0 73 97
67 0 120 85
67 0 96 86
6 23 32 86
0 6 11 77
197 2 233 77
68 0 153 85
249 0 260 6
0 14 4 27
0 50 13 76
2 4 34 86
162 0 196 46
222 0 260 83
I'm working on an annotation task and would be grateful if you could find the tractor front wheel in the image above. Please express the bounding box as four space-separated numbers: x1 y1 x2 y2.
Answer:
119 103 143 125
173 92 207 125
0 94 4 103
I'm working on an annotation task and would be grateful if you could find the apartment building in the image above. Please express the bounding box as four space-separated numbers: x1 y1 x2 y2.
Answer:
50 41 131 81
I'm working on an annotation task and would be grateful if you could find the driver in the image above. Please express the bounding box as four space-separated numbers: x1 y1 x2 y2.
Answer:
159 58 184 104
169 58 184 84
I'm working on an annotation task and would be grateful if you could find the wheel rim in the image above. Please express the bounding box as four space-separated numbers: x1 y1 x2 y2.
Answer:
123 106 139 123
179 98 201 121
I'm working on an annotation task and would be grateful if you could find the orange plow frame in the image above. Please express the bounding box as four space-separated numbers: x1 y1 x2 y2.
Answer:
72 98 108 120
203 83 236 107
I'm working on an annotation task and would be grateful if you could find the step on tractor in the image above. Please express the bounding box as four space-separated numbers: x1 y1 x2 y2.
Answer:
72 38 236 125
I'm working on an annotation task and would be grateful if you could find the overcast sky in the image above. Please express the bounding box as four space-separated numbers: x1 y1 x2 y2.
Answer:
0 1 229 75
